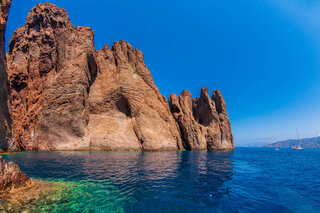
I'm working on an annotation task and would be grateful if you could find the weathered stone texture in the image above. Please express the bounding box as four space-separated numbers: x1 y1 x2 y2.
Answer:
87 41 182 151
0 0 16 152
169 87 234 150
6 3 234 151
0 156 30 192
7 3 97 150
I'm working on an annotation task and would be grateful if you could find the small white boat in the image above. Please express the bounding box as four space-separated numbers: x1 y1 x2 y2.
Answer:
275 148 279 151
291 129 304 150
291 145 304 150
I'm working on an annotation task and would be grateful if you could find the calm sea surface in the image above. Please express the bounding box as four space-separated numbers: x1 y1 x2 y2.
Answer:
2 148 320 212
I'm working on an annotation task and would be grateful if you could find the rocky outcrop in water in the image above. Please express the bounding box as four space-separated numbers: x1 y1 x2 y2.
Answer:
0 156 30 192
0 0 16 152
0 155 66 211
7 3 182 151
169 87 234 150
6 3 234 151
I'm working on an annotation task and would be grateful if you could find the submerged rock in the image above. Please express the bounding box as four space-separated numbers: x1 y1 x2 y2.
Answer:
0 156 68 211
169 87 234 150
0 156 31 192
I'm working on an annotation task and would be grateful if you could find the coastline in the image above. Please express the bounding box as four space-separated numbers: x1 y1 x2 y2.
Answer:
0 148 235 156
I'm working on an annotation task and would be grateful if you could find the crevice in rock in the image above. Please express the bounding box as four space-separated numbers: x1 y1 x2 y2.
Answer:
177 121 191 151
87 53 97 79
12 81 27 93
170 104 181 114
213 97 223 114
87 53 98 94
116 95 132 117
132 125 145 150
8 39 15 55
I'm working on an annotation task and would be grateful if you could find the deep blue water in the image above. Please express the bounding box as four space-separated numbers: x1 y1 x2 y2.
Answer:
2 148 320 212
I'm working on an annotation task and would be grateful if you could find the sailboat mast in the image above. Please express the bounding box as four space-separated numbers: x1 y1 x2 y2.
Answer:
296 128 300 146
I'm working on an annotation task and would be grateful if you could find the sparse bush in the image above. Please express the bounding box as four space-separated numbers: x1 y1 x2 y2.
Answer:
130 64 140 76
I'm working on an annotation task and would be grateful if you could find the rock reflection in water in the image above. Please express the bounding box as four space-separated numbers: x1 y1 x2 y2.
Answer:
3 151 234 212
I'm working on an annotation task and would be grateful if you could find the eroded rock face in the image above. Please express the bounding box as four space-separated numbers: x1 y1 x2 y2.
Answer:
7 3 233 151
7 3 182 151
169 87 234 150
0 0 16 152
7 3 97 150
0 156 30 192
87 41 182 151
211 89 234 149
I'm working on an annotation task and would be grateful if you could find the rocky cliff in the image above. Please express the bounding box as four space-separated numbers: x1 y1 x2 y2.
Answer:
0 0 16 152
88 42 183 151
0 0 32 199
169 87 234 150
5 3 234 151
8 3 98 150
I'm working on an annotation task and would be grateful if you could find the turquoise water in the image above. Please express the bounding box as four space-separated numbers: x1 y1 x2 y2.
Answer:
2 148 320 212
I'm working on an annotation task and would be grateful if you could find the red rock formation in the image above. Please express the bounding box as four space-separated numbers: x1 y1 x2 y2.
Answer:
7 3 182 151
169 87 234 150
0 156 31 192
88 42 182 151
169 90 207 150
7 3 97 150
212 89 234 149
6 3 233 151
0 1 31 195
0 0 16 152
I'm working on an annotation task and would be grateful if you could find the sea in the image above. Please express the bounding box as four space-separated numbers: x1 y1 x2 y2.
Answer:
2 148 320 212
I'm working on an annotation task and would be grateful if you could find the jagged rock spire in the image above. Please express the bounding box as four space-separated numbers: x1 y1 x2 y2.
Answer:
169 87 234 150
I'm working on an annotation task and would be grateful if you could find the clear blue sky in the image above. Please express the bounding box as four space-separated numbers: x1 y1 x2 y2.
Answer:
5 0 320 145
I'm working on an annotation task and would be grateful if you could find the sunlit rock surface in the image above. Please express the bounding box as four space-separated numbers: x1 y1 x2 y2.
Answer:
6 3 234 151
169 87 234 150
